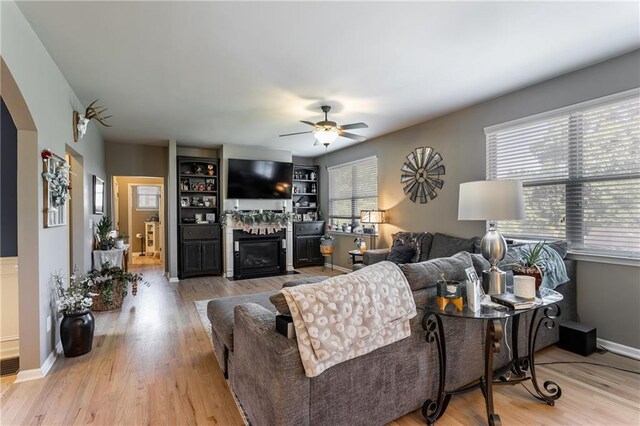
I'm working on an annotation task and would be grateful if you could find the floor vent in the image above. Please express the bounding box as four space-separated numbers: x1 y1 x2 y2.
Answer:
0 357 20 376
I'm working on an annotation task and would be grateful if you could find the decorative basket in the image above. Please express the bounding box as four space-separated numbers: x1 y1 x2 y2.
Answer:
91 285 124 311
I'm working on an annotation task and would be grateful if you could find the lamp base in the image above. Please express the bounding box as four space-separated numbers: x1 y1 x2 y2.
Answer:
482 269 506 295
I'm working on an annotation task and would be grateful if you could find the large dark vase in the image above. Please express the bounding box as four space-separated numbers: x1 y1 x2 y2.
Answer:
60 311 95 357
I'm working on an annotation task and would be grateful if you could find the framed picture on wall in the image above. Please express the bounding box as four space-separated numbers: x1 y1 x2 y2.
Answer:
93 175 105 215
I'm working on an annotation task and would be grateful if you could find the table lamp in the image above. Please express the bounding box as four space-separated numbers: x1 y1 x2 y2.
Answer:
458 180 525 294
360 209 385 249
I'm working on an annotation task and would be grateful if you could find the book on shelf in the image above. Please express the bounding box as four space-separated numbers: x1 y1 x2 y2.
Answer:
490 293 540 310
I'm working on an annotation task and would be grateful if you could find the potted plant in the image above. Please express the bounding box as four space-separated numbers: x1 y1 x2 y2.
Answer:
87 263 145 311
52 269 97 357
320 234 334 255
115 234 128 249
96 216 113 250
513 241 546 291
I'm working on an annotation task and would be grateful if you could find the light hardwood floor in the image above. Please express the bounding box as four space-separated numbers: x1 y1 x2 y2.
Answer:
1 265 639 425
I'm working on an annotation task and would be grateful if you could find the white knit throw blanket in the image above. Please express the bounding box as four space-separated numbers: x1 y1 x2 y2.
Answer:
281 261 417 377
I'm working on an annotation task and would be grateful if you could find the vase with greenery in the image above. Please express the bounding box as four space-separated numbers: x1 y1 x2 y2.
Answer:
52 269 97 357
86 263 145 311
96 216 114 250
513 241 547 290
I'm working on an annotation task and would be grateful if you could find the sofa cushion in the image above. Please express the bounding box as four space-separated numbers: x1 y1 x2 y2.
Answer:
400 251 473 291
392 232 430 263
428 233 480 260
207 291 277 351
387 241 416 264
270 276 330 314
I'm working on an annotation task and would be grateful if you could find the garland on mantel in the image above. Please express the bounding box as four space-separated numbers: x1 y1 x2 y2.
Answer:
221 210 292 235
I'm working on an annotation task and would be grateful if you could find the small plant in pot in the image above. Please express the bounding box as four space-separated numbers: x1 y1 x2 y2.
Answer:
96 216 114 250
52 268 98 357
87 263 145 311
320 234 334 255
513 241 546 291
115 234 128 250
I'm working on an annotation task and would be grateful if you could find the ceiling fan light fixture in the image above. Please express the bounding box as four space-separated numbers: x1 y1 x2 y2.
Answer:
314 127 339 146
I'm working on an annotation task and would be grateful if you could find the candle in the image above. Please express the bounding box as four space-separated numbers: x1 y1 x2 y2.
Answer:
234 199 239 210
283 200 288 210
514 275 536 300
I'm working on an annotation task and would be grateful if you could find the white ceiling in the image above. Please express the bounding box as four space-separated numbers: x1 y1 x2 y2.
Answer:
17 1 640 156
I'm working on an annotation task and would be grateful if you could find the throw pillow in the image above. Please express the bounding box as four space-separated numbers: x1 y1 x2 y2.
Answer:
269 292 290 315
399 251 473 291
418 233 435 262
387 242 416 264
392 232 427 263
428 233 480 260
272 276 329 315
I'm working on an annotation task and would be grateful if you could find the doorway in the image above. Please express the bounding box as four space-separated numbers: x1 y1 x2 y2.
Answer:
113 176 165 267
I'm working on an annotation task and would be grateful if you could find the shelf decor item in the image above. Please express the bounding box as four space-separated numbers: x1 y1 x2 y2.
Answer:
41 149 70 227
400 146 445 204
458 180 525 295
52 268 98 357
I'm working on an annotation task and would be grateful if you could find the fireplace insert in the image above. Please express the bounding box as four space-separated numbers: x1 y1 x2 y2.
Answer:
233 229 286 280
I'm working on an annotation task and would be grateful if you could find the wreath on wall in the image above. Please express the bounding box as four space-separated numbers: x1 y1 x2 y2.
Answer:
41 149 71 207
220 210 292 230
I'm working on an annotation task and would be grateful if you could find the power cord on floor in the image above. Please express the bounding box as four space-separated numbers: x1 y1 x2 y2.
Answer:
536 361 640 375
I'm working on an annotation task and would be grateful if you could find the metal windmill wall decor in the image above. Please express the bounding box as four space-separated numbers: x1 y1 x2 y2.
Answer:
401 146 445 204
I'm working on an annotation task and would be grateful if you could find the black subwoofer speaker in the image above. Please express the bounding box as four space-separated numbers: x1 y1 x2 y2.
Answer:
558 321 596 356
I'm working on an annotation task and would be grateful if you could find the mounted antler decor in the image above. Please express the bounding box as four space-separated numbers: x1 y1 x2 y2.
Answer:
73 99 112 142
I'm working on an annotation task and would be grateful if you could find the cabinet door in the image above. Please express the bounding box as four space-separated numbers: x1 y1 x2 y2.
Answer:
295 236 311 265
182 241 202 273
201 240 221 274
308 237 323 264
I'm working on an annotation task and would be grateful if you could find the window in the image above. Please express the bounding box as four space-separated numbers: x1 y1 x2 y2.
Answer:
328 156 378 230
136 186 161 210
486 89 640 259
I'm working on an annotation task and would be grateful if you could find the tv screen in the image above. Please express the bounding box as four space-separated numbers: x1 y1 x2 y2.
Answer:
227 159 293 199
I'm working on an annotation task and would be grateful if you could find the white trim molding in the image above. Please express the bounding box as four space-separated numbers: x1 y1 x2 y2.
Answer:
567 253 640 267
323 263 351 274
14 341 62 383
597 338 640 361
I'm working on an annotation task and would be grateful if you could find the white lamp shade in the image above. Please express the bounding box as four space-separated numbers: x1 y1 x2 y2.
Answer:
314 128 339 145
458 180 525 221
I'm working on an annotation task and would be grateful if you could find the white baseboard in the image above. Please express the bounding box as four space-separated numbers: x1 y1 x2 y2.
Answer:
597 338 640 360
14 341 62 383
168 277 179 283
324 263 351 274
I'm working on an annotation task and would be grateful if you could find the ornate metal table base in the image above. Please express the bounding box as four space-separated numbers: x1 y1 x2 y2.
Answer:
422 304 562 425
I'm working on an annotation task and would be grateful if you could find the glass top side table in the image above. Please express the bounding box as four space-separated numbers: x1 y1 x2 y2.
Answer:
422 288 563 425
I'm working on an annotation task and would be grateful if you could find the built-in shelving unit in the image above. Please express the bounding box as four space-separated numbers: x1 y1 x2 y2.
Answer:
292 165 320 222
177 156 222 278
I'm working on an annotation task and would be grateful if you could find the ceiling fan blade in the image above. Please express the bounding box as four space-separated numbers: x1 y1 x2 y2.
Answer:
279 131 313 137
300 120 317 127
339 122 368 130
339 131 367 142
313 139 320 146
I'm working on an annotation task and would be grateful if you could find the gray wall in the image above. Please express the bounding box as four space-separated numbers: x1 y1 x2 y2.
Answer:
315 50 640 348
2 0 107 369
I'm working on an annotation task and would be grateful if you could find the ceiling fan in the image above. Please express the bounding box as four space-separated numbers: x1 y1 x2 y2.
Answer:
279 105 369 147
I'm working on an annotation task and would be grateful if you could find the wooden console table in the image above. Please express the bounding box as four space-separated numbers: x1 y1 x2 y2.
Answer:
422 288 564 425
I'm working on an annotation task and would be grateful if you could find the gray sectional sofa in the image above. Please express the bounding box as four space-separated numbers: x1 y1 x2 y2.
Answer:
206 233 577 426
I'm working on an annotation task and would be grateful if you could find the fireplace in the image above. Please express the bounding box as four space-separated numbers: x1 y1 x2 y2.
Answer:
233 229 286 280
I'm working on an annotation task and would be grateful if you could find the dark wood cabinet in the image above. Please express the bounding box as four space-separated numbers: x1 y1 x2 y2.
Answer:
179 224 222 278
177 155 222 279
293 221 325 268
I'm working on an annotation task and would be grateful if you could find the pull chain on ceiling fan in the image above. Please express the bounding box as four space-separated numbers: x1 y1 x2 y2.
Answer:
279 105 369 147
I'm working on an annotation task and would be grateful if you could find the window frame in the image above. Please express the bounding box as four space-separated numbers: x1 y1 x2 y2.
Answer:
327 156 379 228
135 185 161 211
485 88 640 261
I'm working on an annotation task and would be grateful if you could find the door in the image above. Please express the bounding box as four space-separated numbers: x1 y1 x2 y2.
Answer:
308 237 323 264
182 241 202 273
201 240 220 274
295 236 311 266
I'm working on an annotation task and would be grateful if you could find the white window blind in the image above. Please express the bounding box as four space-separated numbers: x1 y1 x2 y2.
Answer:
328 156 378 226
136 186 161 210
486 89 640 259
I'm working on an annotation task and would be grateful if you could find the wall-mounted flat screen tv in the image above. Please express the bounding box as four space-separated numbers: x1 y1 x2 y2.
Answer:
227 159 293 199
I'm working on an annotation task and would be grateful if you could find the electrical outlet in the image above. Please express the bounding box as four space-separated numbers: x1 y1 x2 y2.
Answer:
47 315 52 332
